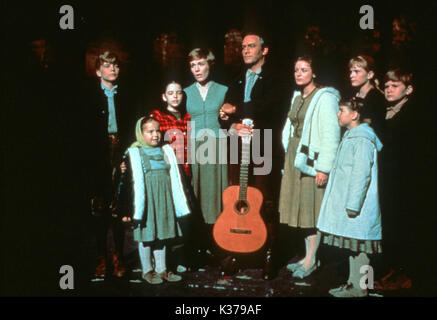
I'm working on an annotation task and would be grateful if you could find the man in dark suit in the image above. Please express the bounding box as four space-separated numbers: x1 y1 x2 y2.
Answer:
84 51 137 279
219 31 288 280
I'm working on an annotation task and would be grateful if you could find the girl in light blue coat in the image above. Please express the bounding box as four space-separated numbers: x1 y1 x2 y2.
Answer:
317 98 383 297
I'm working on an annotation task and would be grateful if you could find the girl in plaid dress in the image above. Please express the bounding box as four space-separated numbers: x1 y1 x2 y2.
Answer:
150 81 191 177
150 80 199 271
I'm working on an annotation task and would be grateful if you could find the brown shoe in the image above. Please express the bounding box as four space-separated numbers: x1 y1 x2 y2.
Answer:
94 255 106 278
112 253 126 277
159 270 182 282
142 271 163 285
375 269 412 291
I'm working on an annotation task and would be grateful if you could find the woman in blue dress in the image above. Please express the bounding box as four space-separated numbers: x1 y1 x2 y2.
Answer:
184 48 228 259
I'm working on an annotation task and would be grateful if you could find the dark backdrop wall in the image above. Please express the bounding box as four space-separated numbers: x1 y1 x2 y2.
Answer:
2 0 435 296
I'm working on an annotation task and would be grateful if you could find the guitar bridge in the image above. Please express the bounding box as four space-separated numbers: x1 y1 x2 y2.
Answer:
230 228 252 234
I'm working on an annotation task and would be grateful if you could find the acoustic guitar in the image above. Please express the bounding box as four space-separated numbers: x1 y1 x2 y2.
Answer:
213 119 267 253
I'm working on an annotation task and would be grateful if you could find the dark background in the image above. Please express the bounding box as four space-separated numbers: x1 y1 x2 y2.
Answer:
2 0 436 296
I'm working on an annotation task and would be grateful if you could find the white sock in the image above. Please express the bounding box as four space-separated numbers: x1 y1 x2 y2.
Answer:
352 252 370 290
154 246 167 274
138 242 153 275
347 255 354 285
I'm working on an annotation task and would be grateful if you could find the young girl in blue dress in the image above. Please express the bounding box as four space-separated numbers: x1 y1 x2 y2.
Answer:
118 117 191 284
317 98 383 297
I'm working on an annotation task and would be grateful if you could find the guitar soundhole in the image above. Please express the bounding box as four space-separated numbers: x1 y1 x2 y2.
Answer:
234 200 249 215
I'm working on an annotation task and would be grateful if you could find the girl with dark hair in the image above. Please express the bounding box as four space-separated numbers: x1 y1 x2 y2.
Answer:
317 99 383 297
150 80 191 177
149 80 200 272
279 55 341 278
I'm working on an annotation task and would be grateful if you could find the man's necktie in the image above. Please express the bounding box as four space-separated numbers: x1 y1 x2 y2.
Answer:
244 71 256 102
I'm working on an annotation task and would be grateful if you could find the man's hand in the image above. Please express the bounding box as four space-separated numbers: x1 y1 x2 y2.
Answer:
219 103 236 120
219 110 229 120
221 103 236 114
230 123 253 137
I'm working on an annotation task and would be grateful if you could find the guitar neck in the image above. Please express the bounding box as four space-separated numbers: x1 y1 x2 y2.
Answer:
239 140 250 201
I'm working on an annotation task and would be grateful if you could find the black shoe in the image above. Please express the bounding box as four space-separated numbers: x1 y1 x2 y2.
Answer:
185 249 205 271
262 265 277 280
188 248 216 269
262 249 277 280
220 256 238 276
205 248 223 267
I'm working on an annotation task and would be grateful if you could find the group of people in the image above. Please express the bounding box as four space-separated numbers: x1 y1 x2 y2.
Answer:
84 30 416 297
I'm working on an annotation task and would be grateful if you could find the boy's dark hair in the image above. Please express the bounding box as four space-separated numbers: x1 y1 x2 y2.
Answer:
384 68 413 87
95 51 120 70
339 97 365 113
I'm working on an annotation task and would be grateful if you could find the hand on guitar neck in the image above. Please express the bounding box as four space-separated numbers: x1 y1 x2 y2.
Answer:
230 120 253 137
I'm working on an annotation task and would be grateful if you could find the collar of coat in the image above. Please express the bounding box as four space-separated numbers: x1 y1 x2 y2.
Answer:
236 62 276 85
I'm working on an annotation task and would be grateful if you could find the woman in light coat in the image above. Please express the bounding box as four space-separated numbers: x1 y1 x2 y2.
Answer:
279 55 340 278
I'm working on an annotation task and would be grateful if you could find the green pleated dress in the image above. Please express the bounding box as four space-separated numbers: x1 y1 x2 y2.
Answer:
279 88 325 228
133 147 182 243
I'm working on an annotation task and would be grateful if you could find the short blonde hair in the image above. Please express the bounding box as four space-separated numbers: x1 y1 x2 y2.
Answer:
188 48 215 66
349 54 381 90
348 55 375 72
